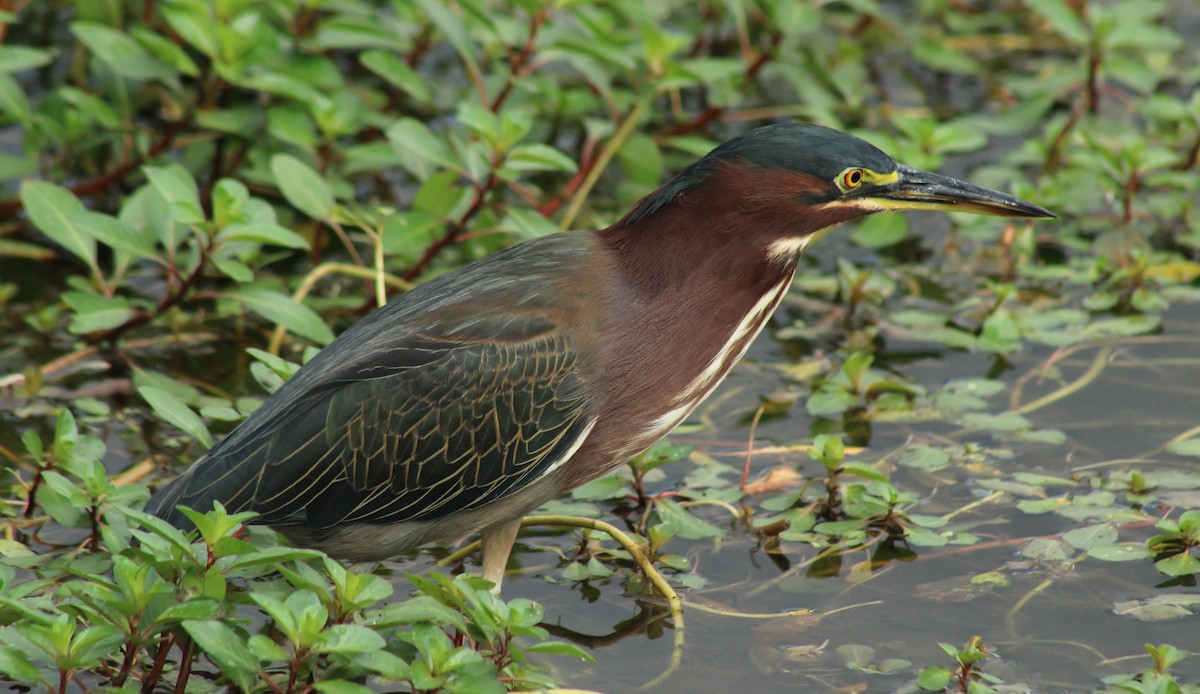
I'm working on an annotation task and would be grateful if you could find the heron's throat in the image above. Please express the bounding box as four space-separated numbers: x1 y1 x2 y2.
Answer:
766 224 841 265
638 267 796 442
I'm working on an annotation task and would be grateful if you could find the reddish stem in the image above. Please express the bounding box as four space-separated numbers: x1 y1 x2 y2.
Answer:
539 138 597 217
141 633 177 694
1122 171 1139 225
490 9 548 113
172 636 194 694
86 243 211 344
403 171 499 282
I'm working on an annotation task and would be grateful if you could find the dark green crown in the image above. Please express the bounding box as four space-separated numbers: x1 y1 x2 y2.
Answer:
627 123 898 223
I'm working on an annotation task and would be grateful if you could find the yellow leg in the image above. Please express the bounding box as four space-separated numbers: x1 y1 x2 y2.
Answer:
480 516 523 592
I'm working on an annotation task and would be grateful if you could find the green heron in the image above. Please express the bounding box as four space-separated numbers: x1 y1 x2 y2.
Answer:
147 123 1053 587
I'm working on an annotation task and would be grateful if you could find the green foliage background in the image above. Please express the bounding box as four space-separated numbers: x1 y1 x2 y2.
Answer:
1 0 1199 692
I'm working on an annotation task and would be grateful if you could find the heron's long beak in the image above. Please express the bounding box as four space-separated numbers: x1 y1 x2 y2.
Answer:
865 164 1056 219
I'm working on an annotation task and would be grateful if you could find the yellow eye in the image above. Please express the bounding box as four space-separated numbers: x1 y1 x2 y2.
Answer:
843 168 864 189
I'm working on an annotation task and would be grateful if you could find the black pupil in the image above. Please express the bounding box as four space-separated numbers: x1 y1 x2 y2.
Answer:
848 170 861 185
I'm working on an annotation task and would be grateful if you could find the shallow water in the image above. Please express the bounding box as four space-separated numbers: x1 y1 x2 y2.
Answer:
471 297 1200 691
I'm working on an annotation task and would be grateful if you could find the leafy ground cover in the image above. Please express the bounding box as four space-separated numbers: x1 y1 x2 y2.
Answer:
1 0 1199 691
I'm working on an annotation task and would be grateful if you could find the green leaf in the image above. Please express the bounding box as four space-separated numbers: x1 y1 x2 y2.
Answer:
52 87 117 128
806 388 860 416
1087 542 1149 562
155 599 225 623
1155 552 1200 578
181 620 259 691
213 258 254 283
840 461 889 483
20 181 95 267
1113 595 1200 622
978 309 1021 354
353 650 412 679
61 291 135 334
905 527 950 547
212 178 249 228
68 625 124 667
0 46 54 73
1085 315 1161 338
131 26 199 77
368 595 469 633
457 102 500 146
138 386 213 448
144 164 204 225
505 143 578 173
898 446 950 470
653 499 725 540
570 474 630 501
837 643 875 669
917 665 953 691
0 239 51 260
69 210 158 261
503 207 559 240
617 133 663 187
0 72 30 121
633 439 695 473
313 624 386 654
1023 0 1089 43
161 4 219 58
71 22 176 81
1062 523 1117 550
227 546 323 570
360 50 431 103
381 212 438 259
931 122 988 154
524 640 596 662
0 645 42 684
271 154 335 220
386 118 460 177
912 40 980 75
851 213 907 248
239 71 331 111
412 170 467 217
411 0 481 87
246 348 301 380
219 223 310 250
1167 438 1200 457
229 288 335 345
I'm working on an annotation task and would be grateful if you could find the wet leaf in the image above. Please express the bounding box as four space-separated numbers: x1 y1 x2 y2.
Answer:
1155 552 1200 578
1063 523 1117 550
1113 594 1200 622
219 223 310 250
1088 543 1149 562
654 499 725 540
1167 438 1200 457
138 386 212 448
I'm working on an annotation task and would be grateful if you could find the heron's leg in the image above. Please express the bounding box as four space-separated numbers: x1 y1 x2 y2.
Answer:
480 516 523 592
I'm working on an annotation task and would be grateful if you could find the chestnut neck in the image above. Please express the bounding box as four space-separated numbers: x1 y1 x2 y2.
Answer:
598 162 858 298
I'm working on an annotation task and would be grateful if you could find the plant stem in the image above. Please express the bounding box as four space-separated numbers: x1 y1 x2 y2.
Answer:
559 96 650 231
173 636 194 694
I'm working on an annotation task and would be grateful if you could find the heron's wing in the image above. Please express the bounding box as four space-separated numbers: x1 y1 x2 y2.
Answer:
151 328 593 531
276 332 593 527
145 233 607 532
